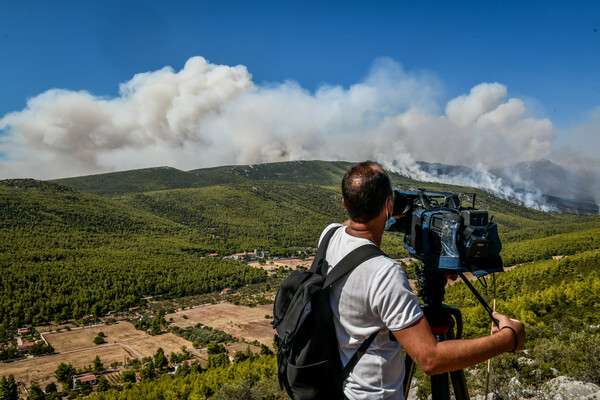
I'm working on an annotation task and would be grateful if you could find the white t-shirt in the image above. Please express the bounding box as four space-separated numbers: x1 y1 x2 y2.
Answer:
319 223 423 400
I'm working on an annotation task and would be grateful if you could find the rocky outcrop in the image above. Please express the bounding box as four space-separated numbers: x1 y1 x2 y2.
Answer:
542 376 600 400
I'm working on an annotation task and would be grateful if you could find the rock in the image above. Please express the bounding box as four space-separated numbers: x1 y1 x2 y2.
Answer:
544 376 600 399
406 378 419 400
519 356 536 365
470 393 500 400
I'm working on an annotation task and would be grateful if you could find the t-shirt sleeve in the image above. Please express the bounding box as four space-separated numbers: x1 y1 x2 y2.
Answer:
369 259 423 331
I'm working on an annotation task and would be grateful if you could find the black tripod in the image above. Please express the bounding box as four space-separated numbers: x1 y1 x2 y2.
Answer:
403 264 476 400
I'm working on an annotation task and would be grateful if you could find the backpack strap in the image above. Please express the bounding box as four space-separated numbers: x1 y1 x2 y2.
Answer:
321 243 387 382
322 244 386 287
271 225 343 330
309 225 343 273
341 330 379 380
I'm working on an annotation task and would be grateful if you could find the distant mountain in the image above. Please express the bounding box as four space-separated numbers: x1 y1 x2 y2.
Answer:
52 161 358 197
490 159 593 200
416 160 598 215
490 160 598 214
416 161 478 178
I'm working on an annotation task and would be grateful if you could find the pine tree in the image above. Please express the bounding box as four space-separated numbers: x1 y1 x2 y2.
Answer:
55 362 76 391
96 376 110 392
0 375 18 400
93 355 104 374
154 347 168 370
27 382 44 400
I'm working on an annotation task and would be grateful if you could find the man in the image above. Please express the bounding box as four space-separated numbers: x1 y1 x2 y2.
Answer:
320 161 525 399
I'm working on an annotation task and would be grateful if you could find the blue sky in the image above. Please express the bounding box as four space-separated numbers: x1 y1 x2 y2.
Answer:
0 0 599 181
2 0 598 126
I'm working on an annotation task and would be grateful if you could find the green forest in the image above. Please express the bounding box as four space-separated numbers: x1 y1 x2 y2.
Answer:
1 160 600 399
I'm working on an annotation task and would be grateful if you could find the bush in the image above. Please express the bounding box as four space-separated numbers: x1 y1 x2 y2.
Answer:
171 323 233 347
93 335 106 345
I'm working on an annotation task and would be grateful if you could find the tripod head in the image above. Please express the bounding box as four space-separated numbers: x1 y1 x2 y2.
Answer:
415 261 499 334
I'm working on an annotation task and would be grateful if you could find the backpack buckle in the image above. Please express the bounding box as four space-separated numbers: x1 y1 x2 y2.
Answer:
271 316 279 328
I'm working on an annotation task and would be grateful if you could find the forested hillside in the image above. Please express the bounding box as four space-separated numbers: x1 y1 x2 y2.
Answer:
116 181 348 252
2 161 600 399
3 161 600 328
0 180 266 327
52 160 358 197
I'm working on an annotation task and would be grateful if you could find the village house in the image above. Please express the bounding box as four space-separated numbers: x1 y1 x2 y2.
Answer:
73 374 97 387
220 288 236 295
224 249 264 261
17 341 35 352
171 357 200 373
227 351 236 363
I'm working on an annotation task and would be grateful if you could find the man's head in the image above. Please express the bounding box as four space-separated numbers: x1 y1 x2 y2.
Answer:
342 161 393 223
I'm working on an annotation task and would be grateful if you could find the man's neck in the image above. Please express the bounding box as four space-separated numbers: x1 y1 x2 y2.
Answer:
343 219 383 246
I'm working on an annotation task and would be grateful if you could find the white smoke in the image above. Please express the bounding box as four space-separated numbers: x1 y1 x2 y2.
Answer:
550 105 600 206
0 57 254 176
383 161 556 212
0 55 589 210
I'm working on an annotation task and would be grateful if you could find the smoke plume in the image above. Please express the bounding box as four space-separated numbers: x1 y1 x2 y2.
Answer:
1 56 597 210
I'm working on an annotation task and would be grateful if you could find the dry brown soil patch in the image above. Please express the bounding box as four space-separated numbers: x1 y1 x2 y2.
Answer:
0 322 191 388
167 302 274 345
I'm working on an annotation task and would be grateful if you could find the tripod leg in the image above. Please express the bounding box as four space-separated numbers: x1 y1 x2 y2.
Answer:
426 332 451 400
446 324 469 400
430 372 451 400
449 370 469 400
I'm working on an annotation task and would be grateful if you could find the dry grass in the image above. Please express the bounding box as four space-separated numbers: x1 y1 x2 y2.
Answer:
1 302 275 388
0 343 130 389
247 256 313 271
167 302 275 345
44 322 189 357
0 322 190 388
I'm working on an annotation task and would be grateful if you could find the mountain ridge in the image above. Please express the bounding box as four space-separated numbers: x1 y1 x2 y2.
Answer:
52 159 599 214
51 160 358 197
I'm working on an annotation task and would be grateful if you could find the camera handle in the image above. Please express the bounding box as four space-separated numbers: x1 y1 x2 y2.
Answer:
458 272 500 328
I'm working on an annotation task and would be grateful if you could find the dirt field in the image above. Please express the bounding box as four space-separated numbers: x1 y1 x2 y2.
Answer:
167 302 275 345
0 343 131 388
1 302 274 388
0 322 192 388
44 322 190 357
248 256 313 271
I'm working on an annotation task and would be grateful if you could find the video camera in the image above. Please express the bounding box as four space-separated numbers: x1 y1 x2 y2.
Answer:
387 189 503 277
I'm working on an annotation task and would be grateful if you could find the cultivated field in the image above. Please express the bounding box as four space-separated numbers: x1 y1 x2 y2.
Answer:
43 322 189 357
1 302 274 388
0 322 191 388
0 343 131 388
167 302 275 345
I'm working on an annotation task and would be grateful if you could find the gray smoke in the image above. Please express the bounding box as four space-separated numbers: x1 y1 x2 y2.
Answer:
1 56 596 210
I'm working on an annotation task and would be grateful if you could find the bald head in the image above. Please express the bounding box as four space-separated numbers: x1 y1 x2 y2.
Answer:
342 161 393 223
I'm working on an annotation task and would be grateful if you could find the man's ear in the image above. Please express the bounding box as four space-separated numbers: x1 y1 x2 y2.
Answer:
342 198 348 210
386 197 393 215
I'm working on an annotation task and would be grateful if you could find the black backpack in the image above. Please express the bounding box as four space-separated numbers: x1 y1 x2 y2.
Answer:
271 226 385 400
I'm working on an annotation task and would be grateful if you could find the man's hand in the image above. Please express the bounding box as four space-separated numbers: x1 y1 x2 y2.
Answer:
492 311 526 351
394 312 526 376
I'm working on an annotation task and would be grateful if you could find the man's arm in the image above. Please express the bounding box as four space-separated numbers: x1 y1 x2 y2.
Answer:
393 311 525 376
